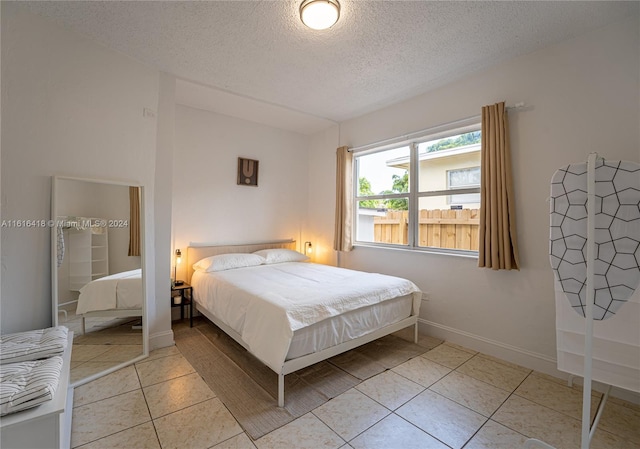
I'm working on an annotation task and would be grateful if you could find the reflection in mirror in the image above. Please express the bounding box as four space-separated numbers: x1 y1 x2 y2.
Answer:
52 177 146 385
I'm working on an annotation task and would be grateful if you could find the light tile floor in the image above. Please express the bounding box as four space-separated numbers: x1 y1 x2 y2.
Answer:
70 338 640 449
62 306 143 384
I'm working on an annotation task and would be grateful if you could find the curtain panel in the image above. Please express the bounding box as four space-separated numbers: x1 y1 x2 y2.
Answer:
334 146 353 252
478 102 520 270
128 186 141 257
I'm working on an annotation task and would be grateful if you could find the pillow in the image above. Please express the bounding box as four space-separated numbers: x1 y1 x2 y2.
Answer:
192 253 265 272
253 248 309 264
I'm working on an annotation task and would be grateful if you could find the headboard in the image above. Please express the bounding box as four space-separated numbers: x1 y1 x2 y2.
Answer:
186 240 297 283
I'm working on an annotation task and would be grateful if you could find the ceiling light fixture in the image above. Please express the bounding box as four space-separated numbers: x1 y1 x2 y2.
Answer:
300 0 340 30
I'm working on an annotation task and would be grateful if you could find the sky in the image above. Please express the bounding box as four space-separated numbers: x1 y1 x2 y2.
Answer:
357 146 409 195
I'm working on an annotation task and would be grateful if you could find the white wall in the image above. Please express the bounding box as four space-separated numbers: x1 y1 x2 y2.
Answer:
306 125 340 266
172 106 309 279
0 4 160 334
308 17 639 374
152 72 176 348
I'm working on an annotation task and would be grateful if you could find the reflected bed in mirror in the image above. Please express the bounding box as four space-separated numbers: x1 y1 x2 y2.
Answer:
52 177 148 386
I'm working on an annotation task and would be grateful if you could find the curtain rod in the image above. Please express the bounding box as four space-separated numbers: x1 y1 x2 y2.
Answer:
348 102 527 154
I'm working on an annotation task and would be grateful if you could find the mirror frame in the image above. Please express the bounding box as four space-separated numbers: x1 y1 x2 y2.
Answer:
51 175 149 387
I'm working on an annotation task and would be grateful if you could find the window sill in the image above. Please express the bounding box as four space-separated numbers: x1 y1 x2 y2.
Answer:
353 242 479 259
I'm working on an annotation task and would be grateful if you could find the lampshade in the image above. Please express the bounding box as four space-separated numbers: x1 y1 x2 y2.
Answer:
174 248 183 285
300 0 340 30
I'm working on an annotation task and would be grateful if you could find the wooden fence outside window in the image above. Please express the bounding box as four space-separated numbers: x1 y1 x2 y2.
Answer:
373 209 480 250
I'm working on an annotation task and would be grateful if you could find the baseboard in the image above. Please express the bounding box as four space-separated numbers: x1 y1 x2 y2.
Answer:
149 329 175 351
419 319 558 374
419 319 640 405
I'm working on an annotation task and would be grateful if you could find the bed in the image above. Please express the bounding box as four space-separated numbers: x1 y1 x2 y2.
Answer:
75 268 143 334
187 240 422 407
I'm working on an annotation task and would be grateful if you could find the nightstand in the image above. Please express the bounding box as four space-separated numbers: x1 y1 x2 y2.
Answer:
171 283 193 327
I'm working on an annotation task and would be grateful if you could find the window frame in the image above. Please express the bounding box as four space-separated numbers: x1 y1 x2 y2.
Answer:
352 121 481 256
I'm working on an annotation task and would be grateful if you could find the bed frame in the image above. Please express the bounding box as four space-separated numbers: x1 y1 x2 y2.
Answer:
75 270 144 334
80 309 143 335
186 239 419 407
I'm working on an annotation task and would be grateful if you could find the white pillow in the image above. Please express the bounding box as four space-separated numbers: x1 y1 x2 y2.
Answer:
253 248 309 264
192 253 265 272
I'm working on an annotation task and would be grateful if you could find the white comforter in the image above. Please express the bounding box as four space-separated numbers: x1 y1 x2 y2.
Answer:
76 269 143 315
192 262 421 373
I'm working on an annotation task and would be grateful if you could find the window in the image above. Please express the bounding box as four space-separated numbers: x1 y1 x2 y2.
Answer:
447 166 481 205
354 125 481 254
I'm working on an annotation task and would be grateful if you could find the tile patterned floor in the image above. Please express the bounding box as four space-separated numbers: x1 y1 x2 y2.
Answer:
70 336 640 449
63 307 143 384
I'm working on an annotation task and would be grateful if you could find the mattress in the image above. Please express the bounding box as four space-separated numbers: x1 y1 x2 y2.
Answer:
76 268 143 315
192 262 421 372
286 293 413 360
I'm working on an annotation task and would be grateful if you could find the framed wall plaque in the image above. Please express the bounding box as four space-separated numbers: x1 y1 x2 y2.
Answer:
237 157 259 186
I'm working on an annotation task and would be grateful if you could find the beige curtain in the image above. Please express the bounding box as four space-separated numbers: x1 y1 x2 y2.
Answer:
478 102 520 270
333 146 353 252
128 186 141 257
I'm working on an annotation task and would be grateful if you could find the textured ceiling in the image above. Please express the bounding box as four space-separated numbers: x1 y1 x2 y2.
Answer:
17 1 638 133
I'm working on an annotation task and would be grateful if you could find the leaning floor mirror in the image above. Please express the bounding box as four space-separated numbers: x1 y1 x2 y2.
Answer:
51 176 148 386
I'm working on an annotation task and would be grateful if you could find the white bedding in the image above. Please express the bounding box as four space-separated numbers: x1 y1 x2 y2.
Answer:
76 269 142 315
192 262 421 373
287 294 414 360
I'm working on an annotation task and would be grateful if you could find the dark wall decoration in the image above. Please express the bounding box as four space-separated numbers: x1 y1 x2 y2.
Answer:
237 157 259 187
